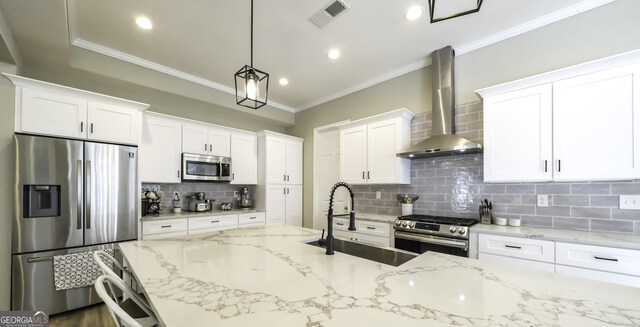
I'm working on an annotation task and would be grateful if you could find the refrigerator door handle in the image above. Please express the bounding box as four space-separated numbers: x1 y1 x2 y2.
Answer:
77 160 82 230
86 160 91 230
26 256 53 263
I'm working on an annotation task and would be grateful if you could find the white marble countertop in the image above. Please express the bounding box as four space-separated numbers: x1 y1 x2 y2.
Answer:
471 224 640 250
119 225 640 327
141 209 266 222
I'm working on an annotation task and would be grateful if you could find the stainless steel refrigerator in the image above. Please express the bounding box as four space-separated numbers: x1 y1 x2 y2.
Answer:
12 134 138 314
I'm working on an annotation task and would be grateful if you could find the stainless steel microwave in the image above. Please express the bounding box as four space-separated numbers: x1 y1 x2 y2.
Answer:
182 153 232 182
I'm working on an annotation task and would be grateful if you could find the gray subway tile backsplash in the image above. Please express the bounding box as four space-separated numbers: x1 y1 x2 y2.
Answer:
350 105 640 234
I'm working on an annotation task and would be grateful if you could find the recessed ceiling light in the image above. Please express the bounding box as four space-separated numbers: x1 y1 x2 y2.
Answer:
135 16 153 30
405 5 424 21
279 78 289 86
327 48 340 60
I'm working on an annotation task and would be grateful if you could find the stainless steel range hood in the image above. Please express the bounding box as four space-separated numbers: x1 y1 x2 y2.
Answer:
397 46 482 159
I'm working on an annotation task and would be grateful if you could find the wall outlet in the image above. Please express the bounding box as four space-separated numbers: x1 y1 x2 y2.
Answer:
376 191 381 199
619 195 640 210
233 191 239 198
172 192 180 201
537 195 549 207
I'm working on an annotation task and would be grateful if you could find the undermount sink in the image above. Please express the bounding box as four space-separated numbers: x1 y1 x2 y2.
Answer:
306 238 418 267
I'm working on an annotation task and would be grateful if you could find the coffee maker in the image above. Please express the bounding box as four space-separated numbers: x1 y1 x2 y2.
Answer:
238 187 253 208
185 192 213 212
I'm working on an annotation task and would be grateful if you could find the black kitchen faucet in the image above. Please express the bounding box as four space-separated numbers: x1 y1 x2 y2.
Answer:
319 182 356 255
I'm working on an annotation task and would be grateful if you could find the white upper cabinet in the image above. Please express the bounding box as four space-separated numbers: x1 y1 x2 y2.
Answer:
140 114 182 183
87 102 140 145
20 88 87 139
339 109 413 185
5 74 148 145
479 58 640 182
259 132 303 185
182 123 231 156
230 132 257 185
483 84 553 182
553 66 640 181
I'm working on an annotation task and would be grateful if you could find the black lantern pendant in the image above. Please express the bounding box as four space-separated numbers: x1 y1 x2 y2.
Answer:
235 0 269 109
428 0 483 24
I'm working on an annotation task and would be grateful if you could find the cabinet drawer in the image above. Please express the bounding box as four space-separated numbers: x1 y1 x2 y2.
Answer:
479 234 554 263
333 218 351 231
556 242 640 276
556 265 640 288
478 253 555 273
143 219 188 236
356 220 390 237
189 214 238 231
239 212 266 225
333 230 352 240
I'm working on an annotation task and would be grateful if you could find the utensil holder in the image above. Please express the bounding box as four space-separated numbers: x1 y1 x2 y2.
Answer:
401 203 413 216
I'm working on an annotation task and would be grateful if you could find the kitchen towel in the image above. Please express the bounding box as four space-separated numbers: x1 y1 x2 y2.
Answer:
53 249 115 291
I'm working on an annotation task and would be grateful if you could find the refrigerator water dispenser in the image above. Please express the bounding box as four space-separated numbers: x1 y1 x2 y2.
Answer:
23 185 61 218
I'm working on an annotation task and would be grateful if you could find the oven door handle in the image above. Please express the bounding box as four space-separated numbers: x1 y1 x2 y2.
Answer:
395 231 468 249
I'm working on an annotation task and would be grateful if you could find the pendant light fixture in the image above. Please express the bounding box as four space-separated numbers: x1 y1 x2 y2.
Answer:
428 0 483 23
234 0 269 109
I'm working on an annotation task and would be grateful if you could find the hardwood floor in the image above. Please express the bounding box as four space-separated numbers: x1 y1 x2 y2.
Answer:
49 304 115 327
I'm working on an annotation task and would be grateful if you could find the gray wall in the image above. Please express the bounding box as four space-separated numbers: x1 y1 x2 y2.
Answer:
353 106 640 234
287 0 640 228
0 62 17 310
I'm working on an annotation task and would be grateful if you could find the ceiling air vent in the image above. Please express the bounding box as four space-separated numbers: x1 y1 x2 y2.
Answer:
309 0 350 28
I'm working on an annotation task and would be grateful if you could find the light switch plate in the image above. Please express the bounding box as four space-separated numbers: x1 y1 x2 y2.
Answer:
376 191 381 199
619 195 640 210
537 195 549 207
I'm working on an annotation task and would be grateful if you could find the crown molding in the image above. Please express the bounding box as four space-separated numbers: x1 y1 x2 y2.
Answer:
70 38 296 113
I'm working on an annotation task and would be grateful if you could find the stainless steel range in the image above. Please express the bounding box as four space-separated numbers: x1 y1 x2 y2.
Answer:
394 214 478 257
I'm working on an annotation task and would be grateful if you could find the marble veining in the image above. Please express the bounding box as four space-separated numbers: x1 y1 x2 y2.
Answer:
119 225 640 327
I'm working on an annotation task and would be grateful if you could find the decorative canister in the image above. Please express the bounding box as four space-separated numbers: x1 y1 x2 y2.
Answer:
401 203 413 216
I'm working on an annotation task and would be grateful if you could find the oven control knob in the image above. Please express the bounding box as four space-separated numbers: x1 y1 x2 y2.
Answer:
409 221 415 228
395 220 401 226
449 226 457 233
402 221 408 227
458 229 466 235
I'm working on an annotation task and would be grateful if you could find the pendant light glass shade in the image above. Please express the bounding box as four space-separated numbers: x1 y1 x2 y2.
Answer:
234 0 269 110
235 65 269 109
428 0 482 23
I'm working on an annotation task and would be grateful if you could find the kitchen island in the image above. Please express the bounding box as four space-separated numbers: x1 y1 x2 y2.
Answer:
119 225 640 327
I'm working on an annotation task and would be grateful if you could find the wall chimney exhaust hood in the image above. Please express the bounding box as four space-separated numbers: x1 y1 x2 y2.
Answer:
397 46 482 159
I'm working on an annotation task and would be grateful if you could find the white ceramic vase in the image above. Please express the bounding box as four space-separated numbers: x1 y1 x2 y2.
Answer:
401 203 413 216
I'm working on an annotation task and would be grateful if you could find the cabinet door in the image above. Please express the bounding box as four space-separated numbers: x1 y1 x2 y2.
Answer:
553 66 640 181
182 123 208 155
285 184 303 227
208 127 231 157
230 133 257 184
87 102 140 145
483 84 553 182
340 125 368 184
20 88 87 139
367 119 403 184
266 185 286 224
265 137 287 184
285 140 303 184
140 116 182 183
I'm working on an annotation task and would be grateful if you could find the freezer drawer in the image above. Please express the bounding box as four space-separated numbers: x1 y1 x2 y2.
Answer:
11 244 121 315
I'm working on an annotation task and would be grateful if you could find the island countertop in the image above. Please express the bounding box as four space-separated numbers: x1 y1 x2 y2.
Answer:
118 225 640 327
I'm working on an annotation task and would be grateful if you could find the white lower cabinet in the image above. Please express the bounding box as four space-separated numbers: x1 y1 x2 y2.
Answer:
142 219 188 240
477 232 640 287
262 184 302 226
478 253 555 273
188 214 238 235
333 218 391 247
239 212 266 227
555 242 640 287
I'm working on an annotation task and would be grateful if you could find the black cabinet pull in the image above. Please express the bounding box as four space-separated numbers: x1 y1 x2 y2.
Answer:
544 160 548 172
558 160 561 172
210 220 220 223
366 226 376 230
368 171 370 179
505 245 522 249
336 223 344 226
178 170 180 178
362 172 365 180
161 225 172 228
249 217 257 220
594 256 618 262
209 144 212 151
80 122 84 132
90 123 94 133
205 144 207 151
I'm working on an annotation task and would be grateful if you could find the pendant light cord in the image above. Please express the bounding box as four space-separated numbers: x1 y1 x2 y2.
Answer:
250 0 254 68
